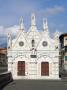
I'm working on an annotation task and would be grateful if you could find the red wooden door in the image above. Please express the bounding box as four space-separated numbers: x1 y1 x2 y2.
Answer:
41 62 49 76
17 61 25 76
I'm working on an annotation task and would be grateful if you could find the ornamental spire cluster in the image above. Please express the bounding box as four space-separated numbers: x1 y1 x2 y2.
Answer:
19 13 48 32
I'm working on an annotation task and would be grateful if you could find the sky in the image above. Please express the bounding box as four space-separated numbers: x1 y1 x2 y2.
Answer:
0 0 67 47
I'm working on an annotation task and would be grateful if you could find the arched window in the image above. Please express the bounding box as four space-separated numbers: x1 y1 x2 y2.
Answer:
31 39 35 47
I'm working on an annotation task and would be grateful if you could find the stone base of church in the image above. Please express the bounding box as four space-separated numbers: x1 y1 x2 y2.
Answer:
8 59 60 80
12 75 60 80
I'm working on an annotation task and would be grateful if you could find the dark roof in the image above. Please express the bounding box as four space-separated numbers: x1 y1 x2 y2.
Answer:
0 48 7 54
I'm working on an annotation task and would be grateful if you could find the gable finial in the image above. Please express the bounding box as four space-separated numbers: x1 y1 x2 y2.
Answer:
19 16 24 31
31 13 36 26
43 17 48 31
7 32 12 49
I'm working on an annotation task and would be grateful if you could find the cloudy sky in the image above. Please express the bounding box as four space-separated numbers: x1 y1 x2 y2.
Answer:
0 0 66 47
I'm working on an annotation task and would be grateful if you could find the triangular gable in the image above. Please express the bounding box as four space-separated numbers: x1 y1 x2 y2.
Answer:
37 31 54 50
12 30 30 50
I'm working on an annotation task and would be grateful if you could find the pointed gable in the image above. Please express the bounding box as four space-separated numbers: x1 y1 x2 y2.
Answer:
11 17 30 50
37 18 54 50
12 31 29 50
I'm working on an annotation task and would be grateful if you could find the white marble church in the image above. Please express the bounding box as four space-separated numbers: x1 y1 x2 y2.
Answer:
7 14 60 79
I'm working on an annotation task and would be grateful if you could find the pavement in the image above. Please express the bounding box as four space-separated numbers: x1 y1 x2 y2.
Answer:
3 79 67 90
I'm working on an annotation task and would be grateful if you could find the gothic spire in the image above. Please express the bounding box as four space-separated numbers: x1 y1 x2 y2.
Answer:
7 32 12 49
19 16 24 31
31 13 36 26
43 18 48 31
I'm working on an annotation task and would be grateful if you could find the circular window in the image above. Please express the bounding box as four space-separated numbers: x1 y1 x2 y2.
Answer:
19 41 24 46
42 41 48 47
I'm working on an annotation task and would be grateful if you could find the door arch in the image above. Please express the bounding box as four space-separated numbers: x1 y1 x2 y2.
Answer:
41 62 49 76
17 61 25 76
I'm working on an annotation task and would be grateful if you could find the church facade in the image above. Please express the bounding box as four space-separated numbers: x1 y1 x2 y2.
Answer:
7 14 59 79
